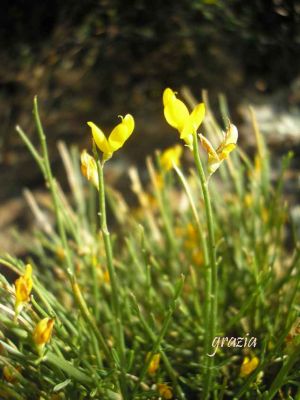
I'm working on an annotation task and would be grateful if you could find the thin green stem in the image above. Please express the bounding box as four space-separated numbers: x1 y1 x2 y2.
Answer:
33 96 73 275
93 145 127 397
192 132 217 399
71 278 111 363
131 275 184 399
268 348 300 400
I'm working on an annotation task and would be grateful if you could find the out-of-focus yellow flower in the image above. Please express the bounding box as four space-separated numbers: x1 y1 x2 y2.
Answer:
192 249 204 266
160 144 183 171
163 88 205 146
244 193 253 208
262 207 269 223
33 318 54 352
80 150 99 189
240 356 259 377
157 383 173 399
55 246 66 261
3 365 21 383
103 270 110 284
87 114 135 161
199 123 238 175
14 264 33 316
147 353 160 375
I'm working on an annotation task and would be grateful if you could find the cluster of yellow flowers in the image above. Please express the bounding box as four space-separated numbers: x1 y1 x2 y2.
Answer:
146 353 173 399
14 265 54 354
81 87 238 188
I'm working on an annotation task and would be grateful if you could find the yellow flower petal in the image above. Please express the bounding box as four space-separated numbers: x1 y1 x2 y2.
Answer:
199 135 219 159
240 356 259 377
163 88 189 131
123 113 135 133
33 318 54 346
219 143 236 160
224 123 238 145
208 155 222 175
108 114 135 152
189 102 205 132
15 264 33 314
147 353 160 375
87 121 111 156
162 88 175 107
157 383 173 399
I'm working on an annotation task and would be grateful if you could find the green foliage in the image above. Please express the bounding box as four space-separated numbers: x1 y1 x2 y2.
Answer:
0 93 299 399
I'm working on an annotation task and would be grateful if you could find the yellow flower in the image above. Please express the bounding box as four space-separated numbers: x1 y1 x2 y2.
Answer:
80 150 99 189
87 114 135 161
14 264 33 316
199 123 238 175
160 144 183 171
147 353 160 375
157 383 173 399
163 88 205 146
240 356 259 377
33 318 55 352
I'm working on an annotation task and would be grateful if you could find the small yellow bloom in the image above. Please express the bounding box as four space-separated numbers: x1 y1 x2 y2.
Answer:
14 264 33 316
147 353 160 375
160 144 183 171
157 383 173 399
163 88 205 146
80 150 99 189
88 114 135 161
199 123 238 175
240 356 259 377
33 318 54 352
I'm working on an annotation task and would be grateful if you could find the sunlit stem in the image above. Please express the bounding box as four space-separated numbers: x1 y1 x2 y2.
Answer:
192 132 217 398
93 144 127 396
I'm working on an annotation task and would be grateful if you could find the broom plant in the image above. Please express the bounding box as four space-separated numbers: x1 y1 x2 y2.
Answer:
0 88 299 399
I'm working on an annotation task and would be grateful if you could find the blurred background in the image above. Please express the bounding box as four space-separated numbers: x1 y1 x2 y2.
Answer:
0 0 299 254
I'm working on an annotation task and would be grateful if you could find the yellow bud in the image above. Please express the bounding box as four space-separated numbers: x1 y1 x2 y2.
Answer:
157 383 173 399
14 264 33 315
33 318 54 348
200 123 238 176
240 356 259 377
80 150 99 189
147 353 160 375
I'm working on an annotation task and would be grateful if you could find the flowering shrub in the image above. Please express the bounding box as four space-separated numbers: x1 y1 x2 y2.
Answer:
0 90 299 399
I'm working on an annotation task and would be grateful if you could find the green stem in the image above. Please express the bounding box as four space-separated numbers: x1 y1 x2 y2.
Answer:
71 277 111 363
94 145 127 397
130 291 185 400
192 133 217 399
131 275 184 399
268 348 300 399
46 353 93 385
33 97 73 275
